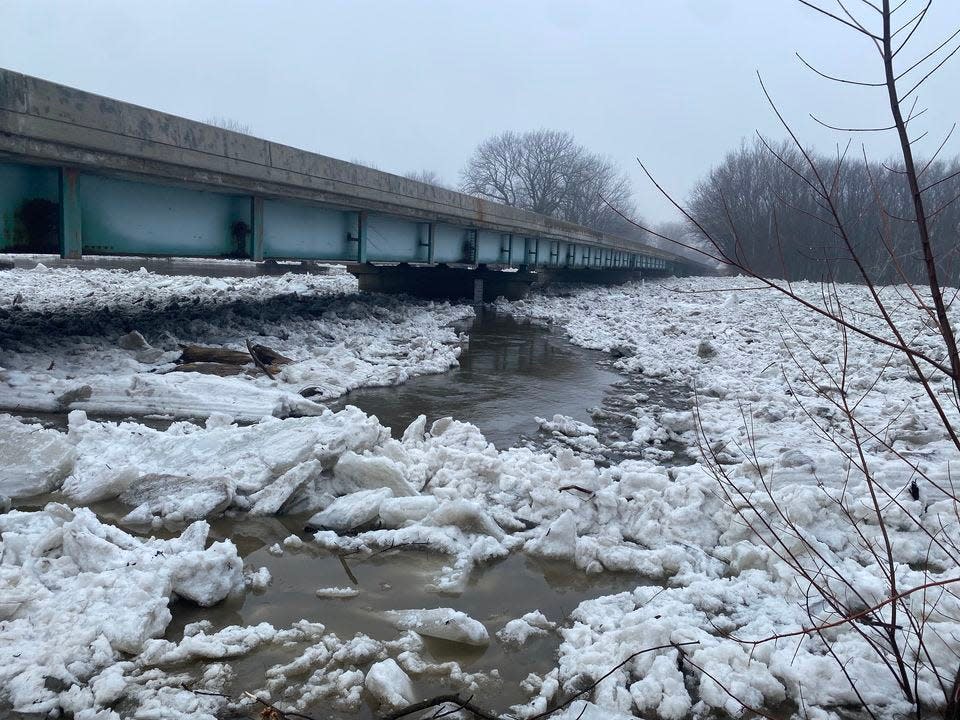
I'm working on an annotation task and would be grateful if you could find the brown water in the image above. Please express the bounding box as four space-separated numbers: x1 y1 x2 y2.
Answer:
334 309 693 468
163 515 646 717
158 314 665 715
334 309 623 450
9 304 690 718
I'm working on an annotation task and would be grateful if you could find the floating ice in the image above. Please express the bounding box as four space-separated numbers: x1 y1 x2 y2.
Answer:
384 608 489 646
364 658 415 709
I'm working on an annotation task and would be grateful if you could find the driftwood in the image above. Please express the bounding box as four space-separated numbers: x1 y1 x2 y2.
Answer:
247 339 276 379
174 342 294 378
249 343 293 366
178 345 253 365
169 362 246 377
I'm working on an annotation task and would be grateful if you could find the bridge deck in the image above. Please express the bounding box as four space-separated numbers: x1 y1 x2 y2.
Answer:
0 68 700 274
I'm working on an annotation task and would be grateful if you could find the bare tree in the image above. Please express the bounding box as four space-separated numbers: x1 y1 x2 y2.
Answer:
203 116 253 135
460 129 637 233
687 139 960 283
460 130 525 206
402 169 450 188
606 1 960 717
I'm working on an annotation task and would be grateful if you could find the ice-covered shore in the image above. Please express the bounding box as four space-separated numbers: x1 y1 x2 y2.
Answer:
1 273 958 718
0 503 243 717
499 277 960 718
0 264 472 420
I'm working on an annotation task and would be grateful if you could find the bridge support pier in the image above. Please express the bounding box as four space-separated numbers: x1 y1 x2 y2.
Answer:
250 196 264 261
59 167 82 259
348 264 537 303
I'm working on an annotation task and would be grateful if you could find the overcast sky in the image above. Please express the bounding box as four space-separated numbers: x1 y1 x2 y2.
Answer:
2 1 958 224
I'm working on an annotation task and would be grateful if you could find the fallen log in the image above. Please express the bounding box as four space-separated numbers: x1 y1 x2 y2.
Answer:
247 339 276 379
178 345 251 365
249 344 294 366
176 342 294 379
168 362 247 376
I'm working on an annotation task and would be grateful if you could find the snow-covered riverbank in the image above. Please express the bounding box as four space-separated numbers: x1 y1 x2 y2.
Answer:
0 265 472 420
1 271 957 719
499 277 960 718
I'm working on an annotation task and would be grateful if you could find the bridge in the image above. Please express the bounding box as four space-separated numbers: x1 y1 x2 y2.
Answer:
0 68 704 300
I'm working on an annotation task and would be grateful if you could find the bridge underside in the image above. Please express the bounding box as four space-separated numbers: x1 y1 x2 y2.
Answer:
0 160 672 300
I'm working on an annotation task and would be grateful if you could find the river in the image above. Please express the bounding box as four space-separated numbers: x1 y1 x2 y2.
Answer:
8 303 691 718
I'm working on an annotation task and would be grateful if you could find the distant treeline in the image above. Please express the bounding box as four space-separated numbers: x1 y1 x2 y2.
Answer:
685 138 960 284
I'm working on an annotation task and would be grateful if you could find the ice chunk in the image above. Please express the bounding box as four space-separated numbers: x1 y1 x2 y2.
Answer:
315 586 359 598
536 414 599 437
0 505 242 715
384 608 489 646
496 610 556 646
307 488 394 531
378 496 439 527
248 460 321 515
525 510 578 560
118 330 150 351
364 658 415 709
697 338 717 359
423 499 505 540
333 451 416 496
119 473 234 520
0 415 76 497
62 466 137 504
244 566 272 591
170 543 243 606
401 414 427 443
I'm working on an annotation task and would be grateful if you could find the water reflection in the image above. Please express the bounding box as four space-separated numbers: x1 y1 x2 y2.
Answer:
336 309 622 449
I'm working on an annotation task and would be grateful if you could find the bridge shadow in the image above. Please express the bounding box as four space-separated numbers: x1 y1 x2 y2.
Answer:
0 285 410 349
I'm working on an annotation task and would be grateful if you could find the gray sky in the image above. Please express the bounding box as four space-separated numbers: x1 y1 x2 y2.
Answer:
2 1 958 224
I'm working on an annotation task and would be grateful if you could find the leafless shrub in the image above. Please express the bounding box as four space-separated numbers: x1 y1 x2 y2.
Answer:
605 1 960 717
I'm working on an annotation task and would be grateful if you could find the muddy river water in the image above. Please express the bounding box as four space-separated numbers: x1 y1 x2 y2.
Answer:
12 306 690 717
337 310 621 449
181 310 685 717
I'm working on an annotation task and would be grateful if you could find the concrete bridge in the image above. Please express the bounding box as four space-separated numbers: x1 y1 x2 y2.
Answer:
0 68 703 300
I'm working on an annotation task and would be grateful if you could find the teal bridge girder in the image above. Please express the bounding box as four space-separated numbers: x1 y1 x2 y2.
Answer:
0 68 692 275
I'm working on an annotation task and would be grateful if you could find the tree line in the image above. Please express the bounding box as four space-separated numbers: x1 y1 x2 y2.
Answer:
404 127 960 284
685 138 960 283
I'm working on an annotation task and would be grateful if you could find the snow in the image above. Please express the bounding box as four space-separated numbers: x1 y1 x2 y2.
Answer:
497 277 960 718
0 504 242 716
17 404 389 520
